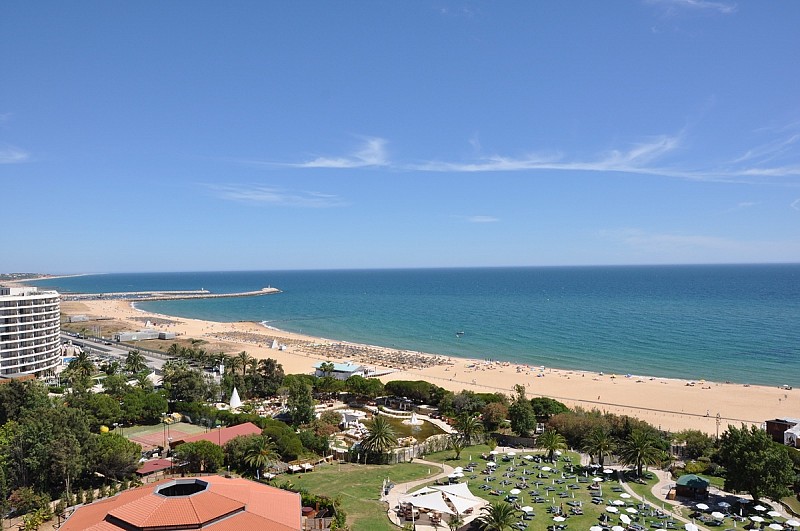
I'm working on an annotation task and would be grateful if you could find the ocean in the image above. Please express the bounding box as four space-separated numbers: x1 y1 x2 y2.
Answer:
30 264 800 387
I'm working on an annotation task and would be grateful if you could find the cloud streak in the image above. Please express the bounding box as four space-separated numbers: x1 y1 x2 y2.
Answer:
467 215 499 223
290 137 388 169
206 184 347 208
0 145 30 164
645 0 737 15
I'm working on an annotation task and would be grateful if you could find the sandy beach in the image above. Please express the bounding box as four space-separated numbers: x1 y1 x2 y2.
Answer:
64 299 798 436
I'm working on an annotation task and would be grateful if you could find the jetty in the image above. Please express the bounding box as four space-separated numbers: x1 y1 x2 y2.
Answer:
61 287 281 302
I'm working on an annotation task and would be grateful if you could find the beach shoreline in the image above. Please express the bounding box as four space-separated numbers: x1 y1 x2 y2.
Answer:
63 298 798 436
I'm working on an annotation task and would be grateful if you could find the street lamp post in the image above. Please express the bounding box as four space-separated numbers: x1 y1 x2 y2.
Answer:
716 413 721 440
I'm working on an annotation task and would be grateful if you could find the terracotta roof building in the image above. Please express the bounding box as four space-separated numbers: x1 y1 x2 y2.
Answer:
135 458 174 477
171 422 262 447
61 475 302 530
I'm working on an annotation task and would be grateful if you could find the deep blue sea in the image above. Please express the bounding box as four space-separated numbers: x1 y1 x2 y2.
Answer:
31 265 800 387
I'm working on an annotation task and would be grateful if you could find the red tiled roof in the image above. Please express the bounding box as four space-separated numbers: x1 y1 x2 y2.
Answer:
135 458 173 476
171 422 262 447
61 475 302 531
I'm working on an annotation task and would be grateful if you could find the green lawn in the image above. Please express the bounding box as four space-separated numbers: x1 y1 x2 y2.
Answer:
781 495 800 516
286 462 435 531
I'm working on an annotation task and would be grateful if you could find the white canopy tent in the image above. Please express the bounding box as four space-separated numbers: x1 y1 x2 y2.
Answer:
431 482 484 514
402 482 484 516
401 492 455 515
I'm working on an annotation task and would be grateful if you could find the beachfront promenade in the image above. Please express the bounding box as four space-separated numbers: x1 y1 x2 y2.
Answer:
61 287 280 302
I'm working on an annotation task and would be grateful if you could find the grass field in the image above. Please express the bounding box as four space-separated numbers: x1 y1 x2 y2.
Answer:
286 462 435 531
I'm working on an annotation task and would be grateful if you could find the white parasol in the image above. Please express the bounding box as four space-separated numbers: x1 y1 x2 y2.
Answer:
711 512 726 519
606 506 619 513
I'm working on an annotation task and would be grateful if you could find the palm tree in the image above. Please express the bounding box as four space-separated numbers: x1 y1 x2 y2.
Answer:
236 351 252 376
167 343 182 358
247 358 259 376
70 351 95 379
449 433 467 460
454 413 483 445
125 349 147 374
361 415 397 463
135 371 153 390
537 428 567 462
226 355 242 376
244 436 278 478
476 501 517 531
582 427 617 467
318 362 335 378
618 429 661 477
448 513 465 531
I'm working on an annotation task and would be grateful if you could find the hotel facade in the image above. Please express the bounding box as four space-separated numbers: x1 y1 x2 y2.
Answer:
0 286 61 377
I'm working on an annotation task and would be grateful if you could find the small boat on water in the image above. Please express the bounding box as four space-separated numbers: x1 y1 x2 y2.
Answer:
456 331 465 337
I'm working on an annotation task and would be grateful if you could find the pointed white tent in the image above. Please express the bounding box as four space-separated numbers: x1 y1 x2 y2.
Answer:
230 387 242 409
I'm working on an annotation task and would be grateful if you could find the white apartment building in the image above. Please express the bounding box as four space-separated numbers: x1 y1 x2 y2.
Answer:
0 286 61 376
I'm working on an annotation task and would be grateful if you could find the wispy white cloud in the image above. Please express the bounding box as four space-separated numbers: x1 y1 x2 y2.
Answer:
269 125 799 184
0 145 29 164
645 0 737 15
731 134 800 165
290 137 388 169
206 184 347 207
410 135 683 176
466 215 499 223
791 199 800 211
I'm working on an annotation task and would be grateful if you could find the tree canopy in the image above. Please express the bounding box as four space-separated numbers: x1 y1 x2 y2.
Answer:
716 424 794 502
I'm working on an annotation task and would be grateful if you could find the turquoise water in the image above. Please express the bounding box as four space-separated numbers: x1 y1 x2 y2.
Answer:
32 265 800 387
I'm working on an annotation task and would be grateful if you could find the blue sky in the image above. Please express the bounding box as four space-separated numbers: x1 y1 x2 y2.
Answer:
1 1 799 273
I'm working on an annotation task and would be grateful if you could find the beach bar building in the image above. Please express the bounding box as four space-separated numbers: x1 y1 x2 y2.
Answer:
765 418 800 448
314 361 365 380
